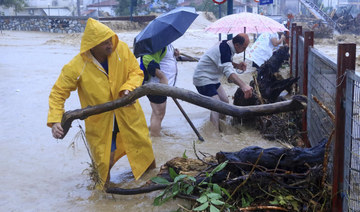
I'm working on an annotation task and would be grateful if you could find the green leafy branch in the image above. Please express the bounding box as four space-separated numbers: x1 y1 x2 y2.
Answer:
150 161 232 211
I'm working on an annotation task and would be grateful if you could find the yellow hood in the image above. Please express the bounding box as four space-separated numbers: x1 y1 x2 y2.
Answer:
80 18 119 55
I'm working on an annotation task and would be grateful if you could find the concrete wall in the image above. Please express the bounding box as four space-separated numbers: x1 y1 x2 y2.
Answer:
0 16 88 33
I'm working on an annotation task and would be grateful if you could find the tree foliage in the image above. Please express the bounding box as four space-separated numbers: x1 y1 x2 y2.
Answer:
0 0 26 12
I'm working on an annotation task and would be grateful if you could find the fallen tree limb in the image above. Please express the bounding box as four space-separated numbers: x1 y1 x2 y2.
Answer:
60 84 307 138
106 184 167 195
106 139 325 196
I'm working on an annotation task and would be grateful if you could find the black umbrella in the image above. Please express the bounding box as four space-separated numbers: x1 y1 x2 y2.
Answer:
133 7 198 58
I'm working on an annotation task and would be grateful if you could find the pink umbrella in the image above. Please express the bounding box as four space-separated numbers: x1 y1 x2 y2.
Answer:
205 12 288 34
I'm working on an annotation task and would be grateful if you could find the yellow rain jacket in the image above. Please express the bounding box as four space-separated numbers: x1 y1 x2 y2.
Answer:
47 18 155 189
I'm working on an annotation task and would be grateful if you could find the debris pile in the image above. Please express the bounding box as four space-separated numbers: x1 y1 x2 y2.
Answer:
147 140 331 211
333 13 360 34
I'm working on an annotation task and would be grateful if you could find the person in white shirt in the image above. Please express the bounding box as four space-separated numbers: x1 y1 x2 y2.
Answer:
140 44 179 137
247 32 286 68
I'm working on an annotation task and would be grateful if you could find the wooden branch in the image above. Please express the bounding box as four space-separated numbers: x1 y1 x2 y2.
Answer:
311 95 336 187
106 184 167 195
253 73 264 104
222 151 263 211
179 53 199 62
322 129 335 187
60 84 307 138
238 206 288 211
312 95 335 123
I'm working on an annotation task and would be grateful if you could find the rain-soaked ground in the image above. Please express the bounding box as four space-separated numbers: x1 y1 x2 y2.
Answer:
0 29 288 211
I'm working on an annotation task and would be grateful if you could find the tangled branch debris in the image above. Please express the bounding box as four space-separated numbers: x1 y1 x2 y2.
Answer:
142 140 331 211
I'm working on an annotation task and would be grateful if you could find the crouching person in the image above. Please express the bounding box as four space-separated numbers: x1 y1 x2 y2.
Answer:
193 33 253 132
47 18 155 190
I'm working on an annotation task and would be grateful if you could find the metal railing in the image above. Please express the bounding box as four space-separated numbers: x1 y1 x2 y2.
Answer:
290 23 358 211
307 47 337 146
343 71 360 211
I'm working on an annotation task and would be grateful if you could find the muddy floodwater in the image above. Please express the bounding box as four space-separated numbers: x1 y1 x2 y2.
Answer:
4 22 359 211
0 29 287 211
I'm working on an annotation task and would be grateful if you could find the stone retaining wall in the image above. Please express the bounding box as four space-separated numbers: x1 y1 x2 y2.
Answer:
0 16 89 33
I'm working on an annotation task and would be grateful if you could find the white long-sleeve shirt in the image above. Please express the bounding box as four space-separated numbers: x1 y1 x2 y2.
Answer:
247 32 279 67
193 40 237 87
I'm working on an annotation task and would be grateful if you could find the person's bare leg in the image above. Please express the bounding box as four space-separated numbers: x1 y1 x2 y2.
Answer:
216 85 229 120
109 151 115 169
217 85 229 104
210 95 221 131
149 101 166 137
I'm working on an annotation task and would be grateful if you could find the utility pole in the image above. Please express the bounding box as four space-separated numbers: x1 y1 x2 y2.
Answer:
218 4 221 41
97 0 99 18
77 0 80 16
130 0 134 21
227 0 233 40
213 0 226 41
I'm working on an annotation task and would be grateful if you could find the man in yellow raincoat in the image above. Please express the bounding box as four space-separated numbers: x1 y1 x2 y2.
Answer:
47 18 155 190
